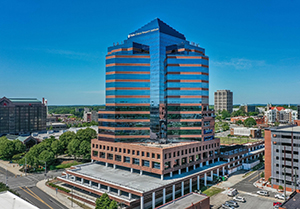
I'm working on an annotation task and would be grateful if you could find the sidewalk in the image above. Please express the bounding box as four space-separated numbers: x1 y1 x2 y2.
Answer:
36 179 95 209
253 179 292 195
0 160 23 175
215 170 248 189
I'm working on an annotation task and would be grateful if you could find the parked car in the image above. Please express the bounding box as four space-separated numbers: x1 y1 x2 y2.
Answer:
233 196 246 202
275 193 287 200
225 200 239 207
227 188 238 197
273 202 281 209
222 203 235 209
257 190 269 196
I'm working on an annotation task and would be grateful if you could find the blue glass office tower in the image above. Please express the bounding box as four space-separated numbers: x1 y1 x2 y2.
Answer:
99 18 214 143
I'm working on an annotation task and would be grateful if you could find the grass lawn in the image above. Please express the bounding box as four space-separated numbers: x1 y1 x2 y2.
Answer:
219 137 257 145
202 187 224 197
55 160 82 169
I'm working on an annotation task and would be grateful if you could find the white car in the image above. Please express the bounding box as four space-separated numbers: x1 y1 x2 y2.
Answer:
233 196 245 202
257 190 269 196
275 193 287 200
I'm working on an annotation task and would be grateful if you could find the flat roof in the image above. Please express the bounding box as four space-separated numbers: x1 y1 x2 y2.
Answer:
0 191 39 209
132 141 196 149
155 192 208 209
267 125 300 133
280 192 300 208
67 160 227 193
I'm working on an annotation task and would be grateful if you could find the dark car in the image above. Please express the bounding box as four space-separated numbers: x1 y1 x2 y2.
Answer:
226 200 239 208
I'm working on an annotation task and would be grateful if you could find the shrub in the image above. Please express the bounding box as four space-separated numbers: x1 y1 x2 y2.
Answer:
279 185 283 190
48 183 70 193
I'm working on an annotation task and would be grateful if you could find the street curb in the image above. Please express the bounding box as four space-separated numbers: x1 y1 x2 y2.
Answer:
36 180 72 209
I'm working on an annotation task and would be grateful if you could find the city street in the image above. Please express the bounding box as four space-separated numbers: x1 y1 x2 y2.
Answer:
0 166 67 209
17 186 68 209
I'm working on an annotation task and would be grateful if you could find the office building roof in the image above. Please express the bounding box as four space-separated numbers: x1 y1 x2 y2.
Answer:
280 191 300 209
155 192 208 209
129 18 186 40
0 191 39 209
8 98 41 103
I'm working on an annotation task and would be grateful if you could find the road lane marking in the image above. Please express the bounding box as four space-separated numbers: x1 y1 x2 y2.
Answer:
19 187 53 209
248 171 261 182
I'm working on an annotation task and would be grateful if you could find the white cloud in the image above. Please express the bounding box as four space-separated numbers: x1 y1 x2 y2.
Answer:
211 58 266 70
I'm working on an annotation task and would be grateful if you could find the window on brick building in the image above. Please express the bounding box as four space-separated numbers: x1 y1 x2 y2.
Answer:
142 152 145 156
100 152 105 158
123 149 126 153
115 155 121 162
177 151 180 156
142 160 149 167
107 146 109 150
96 145 98 149
152 153 155 158
132 150 135 155
173 152 176 157
100 145 102 149
169 153 171 158
147 152 150 157
92 144 94 148
137 151 140 156
124 156 130 163
119 148 121 152
157 154 160 159
189 148 191 153
133 158 139 165
128 149 130 154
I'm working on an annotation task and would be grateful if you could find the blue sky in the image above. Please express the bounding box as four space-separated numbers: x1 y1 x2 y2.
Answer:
1 0 299 105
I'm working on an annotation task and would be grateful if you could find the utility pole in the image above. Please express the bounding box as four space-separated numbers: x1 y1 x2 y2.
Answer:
5 168 8 186
25 157 27 176
294 168 297 192
284 146 286 200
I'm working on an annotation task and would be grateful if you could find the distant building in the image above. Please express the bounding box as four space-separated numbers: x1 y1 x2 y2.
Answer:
6 134 38 147
230 127 262 138
47 122 67 131
214 90 233 113
155 192 210 209
231 116 265 125
265 107 298 124
0 97 47 136
83 108 98 122
265 126 300 192
244 104 256 113
0 191 39 209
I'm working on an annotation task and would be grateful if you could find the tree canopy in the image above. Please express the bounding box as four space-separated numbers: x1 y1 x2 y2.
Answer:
95 193 118 209
221 110 231 119
0 137 25 160
244 117 257 127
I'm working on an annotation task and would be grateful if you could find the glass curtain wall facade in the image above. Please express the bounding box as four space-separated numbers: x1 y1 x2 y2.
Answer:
99 18 214 143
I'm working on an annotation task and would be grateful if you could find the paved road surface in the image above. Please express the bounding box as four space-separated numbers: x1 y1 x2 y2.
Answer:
234 169 278 198
0 167 67 209
17 186 68 209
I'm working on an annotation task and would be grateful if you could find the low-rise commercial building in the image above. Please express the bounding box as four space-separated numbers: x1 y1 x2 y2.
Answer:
83 108 98 122
279 190 300 209
231 116 265 125
230 127 262 138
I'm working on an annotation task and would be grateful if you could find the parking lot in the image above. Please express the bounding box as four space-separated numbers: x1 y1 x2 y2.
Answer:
223 193 279 209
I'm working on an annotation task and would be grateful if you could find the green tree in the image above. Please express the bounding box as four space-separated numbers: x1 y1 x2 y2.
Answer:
39 150 55 165
222 123 230 131
108 200 118 209
261 172 265 178
59 131 76 151
79 140 91 159
76 128 97 142
221 110 231 120
51 140 64 157
278 185 283 190
236 120 243 125
95 193 111 209
14 140 26 154
0 138 15 160
49 126 53 130
274 121 280 126
244 118 257 127
67 139 81 160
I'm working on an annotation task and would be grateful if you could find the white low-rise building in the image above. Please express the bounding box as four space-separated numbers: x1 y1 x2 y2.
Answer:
0 191 39 209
